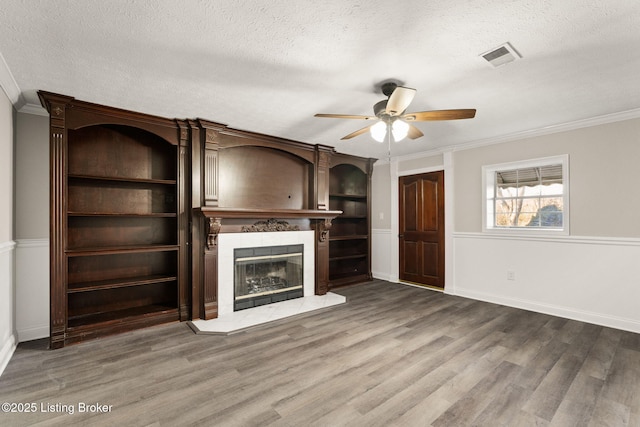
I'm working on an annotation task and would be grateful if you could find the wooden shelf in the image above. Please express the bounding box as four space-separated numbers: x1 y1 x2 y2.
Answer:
68 174 176 185
66 245 179 257
68 212 177 217
68 274 177 293
67 305 179 330
329 272 370 283
329 253 367 262
329 235 368 241
329 193 367 199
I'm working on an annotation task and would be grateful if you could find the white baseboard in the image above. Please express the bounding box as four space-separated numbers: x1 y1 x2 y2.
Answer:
372 271 394 282
0 333 17 378
17 326 49 343
455 287 640 334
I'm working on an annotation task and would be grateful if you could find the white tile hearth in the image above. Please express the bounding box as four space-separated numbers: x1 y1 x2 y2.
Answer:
188 292 346 335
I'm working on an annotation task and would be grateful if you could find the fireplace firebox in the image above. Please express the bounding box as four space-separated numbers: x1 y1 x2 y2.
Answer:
234 244 303 311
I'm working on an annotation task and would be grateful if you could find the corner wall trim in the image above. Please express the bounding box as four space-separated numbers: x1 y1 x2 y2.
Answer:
0 240 16 254
0 333 17 378
0 51 24 107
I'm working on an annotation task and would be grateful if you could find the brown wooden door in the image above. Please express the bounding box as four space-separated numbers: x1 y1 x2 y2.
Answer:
399 171 445 289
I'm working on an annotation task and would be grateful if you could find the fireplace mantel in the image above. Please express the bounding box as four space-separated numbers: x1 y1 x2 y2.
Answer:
198 207 342 246
199 207 342 219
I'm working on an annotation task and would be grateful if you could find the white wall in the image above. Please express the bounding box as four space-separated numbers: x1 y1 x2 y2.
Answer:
371 115 640 333
14 112 49 341
0 88 17 377
453 234 640 332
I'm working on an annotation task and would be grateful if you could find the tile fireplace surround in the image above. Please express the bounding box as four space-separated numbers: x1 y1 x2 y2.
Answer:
189 230 346 334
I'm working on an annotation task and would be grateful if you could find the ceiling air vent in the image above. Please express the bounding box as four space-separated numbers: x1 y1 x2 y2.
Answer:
480 42 521 67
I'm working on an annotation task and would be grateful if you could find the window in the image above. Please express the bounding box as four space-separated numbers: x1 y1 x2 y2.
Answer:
483 155 569 234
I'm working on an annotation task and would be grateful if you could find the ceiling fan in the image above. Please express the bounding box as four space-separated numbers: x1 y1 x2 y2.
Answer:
315 81 476 142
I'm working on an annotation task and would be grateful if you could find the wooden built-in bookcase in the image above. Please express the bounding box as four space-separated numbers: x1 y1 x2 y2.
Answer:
40 92 374 348
329 154 375 287
39 92 190 348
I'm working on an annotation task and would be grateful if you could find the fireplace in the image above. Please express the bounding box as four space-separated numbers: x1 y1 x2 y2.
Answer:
189 227 346 333
234 244 303 310
217 230 316 316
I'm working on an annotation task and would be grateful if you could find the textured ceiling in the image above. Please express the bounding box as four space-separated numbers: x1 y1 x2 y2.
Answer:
1 0 640 159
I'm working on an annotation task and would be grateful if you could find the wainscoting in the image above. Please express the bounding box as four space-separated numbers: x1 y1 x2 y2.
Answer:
371 229 393 281
453 232 640 334
0 241 16 377
15 239 49 342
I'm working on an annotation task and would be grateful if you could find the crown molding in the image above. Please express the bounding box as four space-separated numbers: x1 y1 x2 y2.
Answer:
448 107 640 153
387 107 640 164
18 103 48 117
0 51 25 108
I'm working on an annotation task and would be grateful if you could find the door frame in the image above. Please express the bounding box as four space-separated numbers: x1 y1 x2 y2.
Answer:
389 151 454 292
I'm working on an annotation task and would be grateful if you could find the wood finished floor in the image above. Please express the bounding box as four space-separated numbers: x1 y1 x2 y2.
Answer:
1 280 640 426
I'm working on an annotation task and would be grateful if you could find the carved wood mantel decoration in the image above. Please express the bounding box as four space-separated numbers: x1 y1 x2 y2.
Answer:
242 218 300 232
206 217 222 249
318 218 332 242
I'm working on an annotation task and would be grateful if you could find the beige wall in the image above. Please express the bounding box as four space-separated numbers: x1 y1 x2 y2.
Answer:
454 117 640 237
0 90 13 242
397 153 443 173
371 162 391 229
369 117 640 238
15 112 49 239
371 153 446 230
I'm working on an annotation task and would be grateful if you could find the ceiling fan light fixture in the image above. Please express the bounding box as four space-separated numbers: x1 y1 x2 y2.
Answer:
392 120 409 142
315 80 476 142
370 121 387 142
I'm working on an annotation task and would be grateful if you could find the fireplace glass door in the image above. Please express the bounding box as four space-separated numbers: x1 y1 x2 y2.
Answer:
234 244 303 311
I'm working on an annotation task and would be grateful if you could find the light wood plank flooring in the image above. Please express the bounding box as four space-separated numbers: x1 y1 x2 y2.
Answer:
1 280 639 426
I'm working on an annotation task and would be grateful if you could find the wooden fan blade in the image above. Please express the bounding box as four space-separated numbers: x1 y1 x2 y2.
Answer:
386 86 416 116
402 109 476 121
407 124 424 140
315 113 377 120
341 124 374 140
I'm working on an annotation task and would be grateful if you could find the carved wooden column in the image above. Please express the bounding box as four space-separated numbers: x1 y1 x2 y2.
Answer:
42 94 71 349
314 145 334 295
204 128 220 207
202 216 221 319
176 121 191 320
191 120 226 319
188 120 203 318
315 145 333 211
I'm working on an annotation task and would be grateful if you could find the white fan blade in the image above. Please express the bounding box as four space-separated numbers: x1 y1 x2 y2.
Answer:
386 86 416 116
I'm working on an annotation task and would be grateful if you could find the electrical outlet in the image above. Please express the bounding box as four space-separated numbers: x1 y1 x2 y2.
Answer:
507 271 516 281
